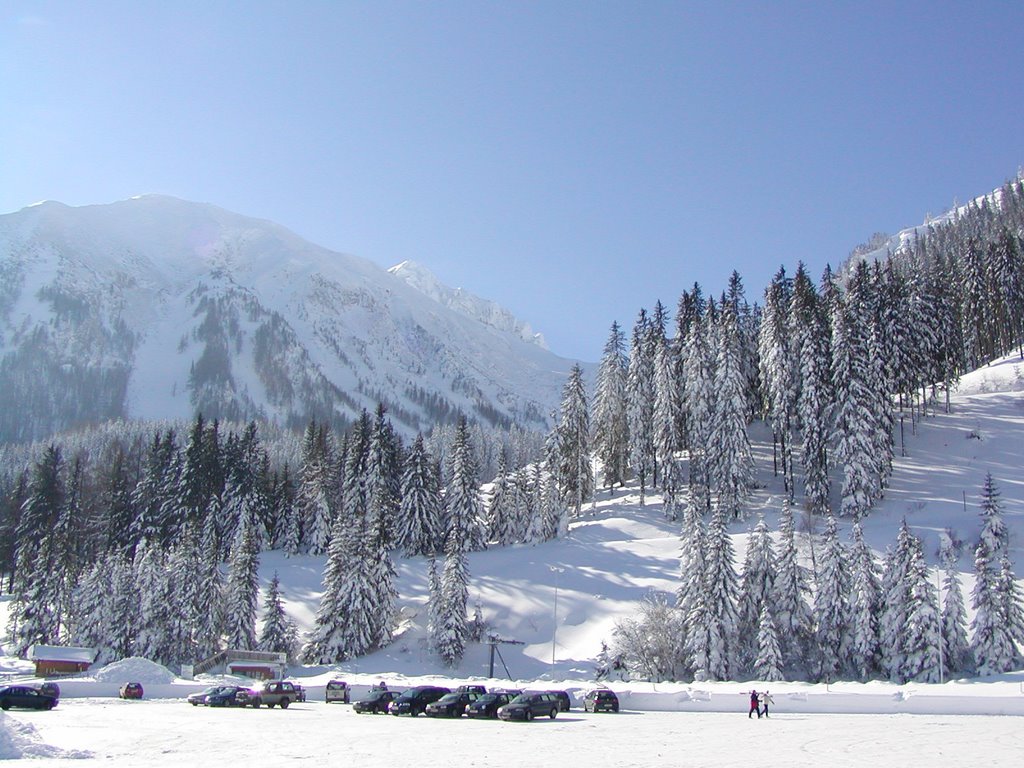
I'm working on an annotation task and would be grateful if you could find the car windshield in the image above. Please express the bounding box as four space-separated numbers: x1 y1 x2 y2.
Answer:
437 694 459 703
476 694 498 703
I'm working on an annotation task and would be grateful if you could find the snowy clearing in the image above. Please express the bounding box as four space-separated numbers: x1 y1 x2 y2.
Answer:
2 698 1023 767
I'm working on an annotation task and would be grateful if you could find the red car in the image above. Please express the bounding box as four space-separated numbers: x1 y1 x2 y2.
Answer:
119 682 144 699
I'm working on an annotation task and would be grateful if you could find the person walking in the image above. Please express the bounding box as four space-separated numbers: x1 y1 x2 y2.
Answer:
759 690 774 718
748 689 760 719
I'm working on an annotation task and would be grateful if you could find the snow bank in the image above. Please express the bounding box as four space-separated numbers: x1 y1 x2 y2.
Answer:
93 656 176 685
0 711 91 759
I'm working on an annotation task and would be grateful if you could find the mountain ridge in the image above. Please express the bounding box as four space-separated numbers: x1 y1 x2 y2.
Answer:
0 195 578 443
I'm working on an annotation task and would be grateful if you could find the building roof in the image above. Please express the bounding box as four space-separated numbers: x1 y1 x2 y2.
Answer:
27 645 97 664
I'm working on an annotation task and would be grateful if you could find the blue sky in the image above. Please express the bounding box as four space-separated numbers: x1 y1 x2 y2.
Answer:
2 1 1023 361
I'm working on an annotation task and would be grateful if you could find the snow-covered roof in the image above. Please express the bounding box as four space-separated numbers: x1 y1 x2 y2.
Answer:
27 645 96 664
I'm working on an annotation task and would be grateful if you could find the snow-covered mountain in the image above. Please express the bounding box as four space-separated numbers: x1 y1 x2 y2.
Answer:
388 260 548 349
0 195 578 443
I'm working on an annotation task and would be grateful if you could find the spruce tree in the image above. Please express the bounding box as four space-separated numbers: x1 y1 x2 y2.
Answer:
900 531 942 683
753 604 785 682
938 531 972 676
771 498 814 678
223 507 261 650
627 309 656 504
814 515 850 682
709 303 753 519
258 572 299 660
592 322 630 490
736 516 776 674
397 434 444 556
847 522 881 680
971 475 1019 674
555 364 592 517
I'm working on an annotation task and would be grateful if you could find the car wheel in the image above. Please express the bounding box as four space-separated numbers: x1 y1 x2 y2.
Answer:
525 710 533 721
612 704 619 712
549 708 557 719
46 700 55 710
280 699 290 709
1 700 9 711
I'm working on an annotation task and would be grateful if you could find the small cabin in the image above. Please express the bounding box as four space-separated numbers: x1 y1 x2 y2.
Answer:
27 645 97 677
227 662 279 680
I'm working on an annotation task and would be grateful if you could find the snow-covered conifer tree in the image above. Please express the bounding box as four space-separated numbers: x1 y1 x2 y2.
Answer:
555 364 593 517
753 603 785 682
258 572 299 660
396 434 443 556
900 530 942 683
771 498 813 678
681 315 714 514
700 501 739 680
938 531 972 677
736 516 776 674
592 322 630 490
709 303 753 519
971 474 1019 675
627 310 656 504
846 521 881 680
758 266 797 495
223 507 261 650
813 515 850 681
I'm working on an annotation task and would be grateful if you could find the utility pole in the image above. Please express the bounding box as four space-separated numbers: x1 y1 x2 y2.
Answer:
550 565 564 670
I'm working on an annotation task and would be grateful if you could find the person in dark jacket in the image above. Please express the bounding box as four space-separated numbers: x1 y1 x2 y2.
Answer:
748 690 760 718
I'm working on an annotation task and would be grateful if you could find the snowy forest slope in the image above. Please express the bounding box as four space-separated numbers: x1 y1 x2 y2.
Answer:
270 352 1023 682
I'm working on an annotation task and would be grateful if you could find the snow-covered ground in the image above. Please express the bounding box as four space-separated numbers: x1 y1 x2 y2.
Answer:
2 697 1023 766
2 354 1024 759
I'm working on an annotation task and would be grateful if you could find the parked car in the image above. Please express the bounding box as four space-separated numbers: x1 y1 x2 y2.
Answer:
388 685 450 716
497 692 560 721
454 684 487 695
288 683 306 703
38 682 61 699
234 687 262 707
0 685 58 711
238 680 299 708
583 688 620 712
425 691 481 718
119 682 144 700
325 679 351 704
466 691 519 719
352 689 397 714
206 685 247 707
187 686 222 706
546 689 572 711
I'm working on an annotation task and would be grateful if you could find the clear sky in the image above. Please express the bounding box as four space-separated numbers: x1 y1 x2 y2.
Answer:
2 1 1023 361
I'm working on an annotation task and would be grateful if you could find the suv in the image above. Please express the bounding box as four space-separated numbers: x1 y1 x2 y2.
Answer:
389 685 450 716
467 690 519 719
424 691 481 717
239 680 299 709
583 688 620 712
497 692 560 721
325 680 350 704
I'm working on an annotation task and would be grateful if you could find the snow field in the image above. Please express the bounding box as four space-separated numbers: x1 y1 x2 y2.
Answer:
3 698 1022 768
